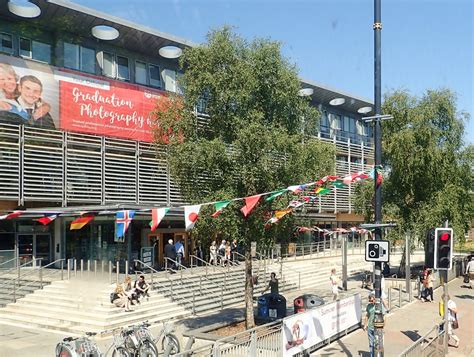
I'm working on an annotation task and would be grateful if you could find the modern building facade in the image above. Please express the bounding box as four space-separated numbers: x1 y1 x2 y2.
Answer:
0 0 374 267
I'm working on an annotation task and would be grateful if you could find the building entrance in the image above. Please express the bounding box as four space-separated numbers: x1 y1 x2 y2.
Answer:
17 233 51 265
147 232 189 269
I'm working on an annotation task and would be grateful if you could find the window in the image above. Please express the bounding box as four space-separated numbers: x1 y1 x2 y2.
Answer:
102 51 115 77
116 56 129 80
321 111 329 129
149 64 161 87
64 43 95 73
32 41 51 63
0 33 13 54
19 37 31 58
329 113 342 130
135 61 147 85
356 120 367 136
344 116 356 133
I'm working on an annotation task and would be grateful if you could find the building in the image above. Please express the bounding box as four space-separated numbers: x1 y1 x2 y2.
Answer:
0 0 374 267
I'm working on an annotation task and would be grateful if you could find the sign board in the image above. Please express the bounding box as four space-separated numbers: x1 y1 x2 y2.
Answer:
140 246 154 267
365 240 390 262
282 294 362 356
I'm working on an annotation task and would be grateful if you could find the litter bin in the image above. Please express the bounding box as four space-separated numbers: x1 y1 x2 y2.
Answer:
294 294 325 314
257 293 286 321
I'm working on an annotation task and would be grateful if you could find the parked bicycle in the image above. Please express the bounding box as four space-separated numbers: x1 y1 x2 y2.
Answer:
155 320 180 355
55 331 101 357
108 321 158 357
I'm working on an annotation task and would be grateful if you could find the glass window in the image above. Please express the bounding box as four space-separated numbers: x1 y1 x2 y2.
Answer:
321 111 329 128
176 71 184 95
19 37 32 58
330 113 342 130
32 41 51 63
116 56 129 80
80 47 95 73
149 64 160 87
102 51 115 77
0 33 13 54
135 61 147 85
356 120 367 136
64 42 79 69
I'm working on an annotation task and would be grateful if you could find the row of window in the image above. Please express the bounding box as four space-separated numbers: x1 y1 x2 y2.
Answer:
0 32 182 93
321 111 370 136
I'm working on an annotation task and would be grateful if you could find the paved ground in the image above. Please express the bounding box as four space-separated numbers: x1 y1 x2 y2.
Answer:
313 277 473 356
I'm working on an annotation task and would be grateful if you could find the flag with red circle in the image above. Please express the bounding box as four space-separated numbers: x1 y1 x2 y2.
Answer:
184 205 201 231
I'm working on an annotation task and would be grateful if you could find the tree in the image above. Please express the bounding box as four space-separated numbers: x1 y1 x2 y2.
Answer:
354 88 473 262
152 27 335 328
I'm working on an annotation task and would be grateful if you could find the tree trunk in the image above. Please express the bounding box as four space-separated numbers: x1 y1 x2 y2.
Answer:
245 249 255 329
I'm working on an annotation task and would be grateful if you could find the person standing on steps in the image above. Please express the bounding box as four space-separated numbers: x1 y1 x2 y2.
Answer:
330 268 340 301
164 239 177 270
175 239 185 267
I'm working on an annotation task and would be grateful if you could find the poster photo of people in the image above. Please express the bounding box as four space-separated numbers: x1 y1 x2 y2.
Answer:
0 56 58 130
0 54 169 142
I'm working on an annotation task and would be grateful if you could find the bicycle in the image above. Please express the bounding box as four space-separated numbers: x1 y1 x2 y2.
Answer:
155 320 180 355
106 321 159 357
55 331 102 357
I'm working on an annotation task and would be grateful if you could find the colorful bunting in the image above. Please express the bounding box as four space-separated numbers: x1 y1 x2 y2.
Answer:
288 200 305 208
332 180 348 189
0 211 22 220
315 187 331 195
150 208 169 231
240 194 262 217
185 205 201 230
265 189 287 202
211 200 231 218
115 210 135 240
35 214 57 226
70 215 94 230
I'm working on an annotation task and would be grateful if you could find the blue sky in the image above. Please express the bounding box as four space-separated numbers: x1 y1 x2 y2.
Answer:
76 0 473 144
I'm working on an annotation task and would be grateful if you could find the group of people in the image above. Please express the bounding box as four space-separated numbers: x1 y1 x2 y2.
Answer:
209 239 238 267
164 239 186 269
111 275 150 312
0 63 55 129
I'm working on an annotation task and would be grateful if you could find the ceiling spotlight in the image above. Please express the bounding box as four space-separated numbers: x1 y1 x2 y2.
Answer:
329 98 345 106
92 25 120 41
298 88 314 97
8 0 41 18
357 106 373 114
159 46 183 59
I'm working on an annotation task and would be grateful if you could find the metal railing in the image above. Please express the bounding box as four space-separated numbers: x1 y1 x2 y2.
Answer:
399 324 444 357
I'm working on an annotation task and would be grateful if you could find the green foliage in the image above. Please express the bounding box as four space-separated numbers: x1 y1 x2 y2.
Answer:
152 27 335 248
355 88 473 243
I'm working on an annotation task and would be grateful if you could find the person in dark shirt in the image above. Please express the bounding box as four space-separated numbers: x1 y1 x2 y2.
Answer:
262 272 279 295
164 239 177 270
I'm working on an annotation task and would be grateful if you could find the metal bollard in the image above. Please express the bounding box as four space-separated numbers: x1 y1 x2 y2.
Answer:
94 260 97 277
67 259 70 280
399 284 402 308
87 260 91 274
125 261 129 278
61 260 64 280
74 259 77 277
109 261 112 284
80 259 84 276
388 287 392 310
116 261 119 283
101 260 105 275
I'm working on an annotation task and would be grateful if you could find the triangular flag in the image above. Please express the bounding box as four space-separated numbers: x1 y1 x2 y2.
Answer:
240 194 261 217
211 200 231 218
315 187 331 195
265 189 287 202
275 208 293 220
151 208 169 231
35 214 57 225
70 215 94 230
115 210 135 240
287 185 307 194
0 211 23 220
288 200 304 208
377 172 383 186
185 205 201 230
332 180 348 189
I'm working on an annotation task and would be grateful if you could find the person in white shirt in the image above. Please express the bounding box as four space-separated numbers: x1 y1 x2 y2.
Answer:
465 257 474 289
330 268 339 300
443 294 460 348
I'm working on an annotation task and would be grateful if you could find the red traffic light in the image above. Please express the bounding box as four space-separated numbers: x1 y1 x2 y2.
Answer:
440 233 450 241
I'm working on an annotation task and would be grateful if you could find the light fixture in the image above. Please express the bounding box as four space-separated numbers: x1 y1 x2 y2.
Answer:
91 25 119 41
329 98 345 106
357 106 373 114
159 46 183 59
8 0 41 18
298 88 314 97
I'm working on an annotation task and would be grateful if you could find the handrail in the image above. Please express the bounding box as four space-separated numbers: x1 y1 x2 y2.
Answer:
189 254 212 268
134 259 197 315
163 257 188 271
216 254 239 267
0 256 18 269
0 258 43 280
232 251 246 261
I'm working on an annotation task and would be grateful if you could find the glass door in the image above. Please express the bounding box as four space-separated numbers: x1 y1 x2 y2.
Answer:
35 234 51 265
18 234 34 264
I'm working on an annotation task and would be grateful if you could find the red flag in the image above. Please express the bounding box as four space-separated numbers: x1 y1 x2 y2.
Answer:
35 214 58 225
0 211 23 220
240 194 261 217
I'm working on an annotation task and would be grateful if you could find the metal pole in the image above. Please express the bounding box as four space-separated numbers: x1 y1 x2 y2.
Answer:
343 235 348 291
405 231 411 301
373 0 384 355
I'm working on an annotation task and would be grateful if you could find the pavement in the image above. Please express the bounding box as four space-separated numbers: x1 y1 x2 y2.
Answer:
313 277 474 356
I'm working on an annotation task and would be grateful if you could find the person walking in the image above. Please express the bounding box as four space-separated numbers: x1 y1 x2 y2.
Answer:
164 239 176 270
175 240 185 267
209 241 217 266
363 293 376 357
422 269 435 302
231 239 238 262
444 294 460 348
330 268 339 301
465 256 474 288
262 272 279 295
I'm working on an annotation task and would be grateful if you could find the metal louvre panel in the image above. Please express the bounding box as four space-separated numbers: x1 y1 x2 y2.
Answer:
320 190 336 212
23 137 63 201
67 148 102 203
104 152 137 202
0 124 20 199
139 155 168 204
169 179 185 205
336 161 350 176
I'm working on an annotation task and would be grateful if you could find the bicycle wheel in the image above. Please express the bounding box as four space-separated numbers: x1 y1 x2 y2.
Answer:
55 343 74 357
112 347 130 357
161 334 180 354
138 340 158 357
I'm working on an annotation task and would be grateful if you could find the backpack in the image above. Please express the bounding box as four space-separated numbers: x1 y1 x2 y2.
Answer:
110 292 118 303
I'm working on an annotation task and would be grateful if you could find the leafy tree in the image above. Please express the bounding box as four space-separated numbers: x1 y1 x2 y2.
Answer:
152 27 335 328
355 88 473 255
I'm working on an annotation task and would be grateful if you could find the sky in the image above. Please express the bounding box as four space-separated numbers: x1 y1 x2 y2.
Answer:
75 0 473 144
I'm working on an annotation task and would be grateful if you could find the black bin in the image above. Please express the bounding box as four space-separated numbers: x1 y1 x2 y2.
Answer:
257 293 286 321
294 294 325 314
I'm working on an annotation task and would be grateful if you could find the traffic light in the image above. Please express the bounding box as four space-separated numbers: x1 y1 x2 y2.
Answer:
424 228 435 268
434 228 453 270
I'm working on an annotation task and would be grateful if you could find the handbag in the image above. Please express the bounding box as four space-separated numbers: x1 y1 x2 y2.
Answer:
463 274 470 284
452 313 459 329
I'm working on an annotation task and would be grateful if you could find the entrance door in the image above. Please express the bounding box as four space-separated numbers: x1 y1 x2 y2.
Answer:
147 233 163 269
17 233 51 266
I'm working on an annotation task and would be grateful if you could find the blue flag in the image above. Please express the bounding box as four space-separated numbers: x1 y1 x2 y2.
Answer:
115 210 135 242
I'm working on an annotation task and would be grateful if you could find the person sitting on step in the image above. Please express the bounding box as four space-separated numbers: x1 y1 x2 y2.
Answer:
134 275 150 301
